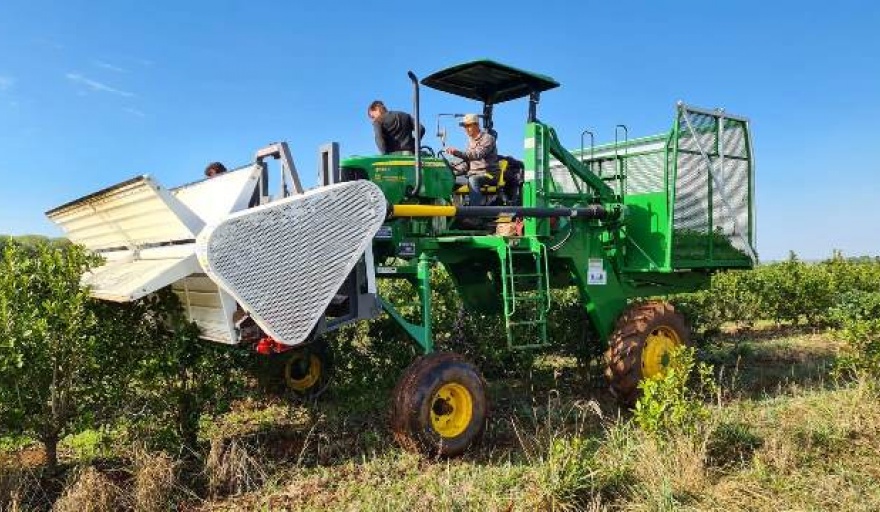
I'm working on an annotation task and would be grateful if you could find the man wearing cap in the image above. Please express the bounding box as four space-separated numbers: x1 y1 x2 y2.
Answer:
446 113 498 206
367 100 425 155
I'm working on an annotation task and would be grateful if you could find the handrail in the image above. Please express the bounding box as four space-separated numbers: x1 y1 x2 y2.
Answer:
543 124 617 202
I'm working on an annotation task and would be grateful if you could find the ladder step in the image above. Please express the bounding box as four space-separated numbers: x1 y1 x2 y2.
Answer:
511 342 552 350
503 241 551 349
508 320 548 326
506 298 546 306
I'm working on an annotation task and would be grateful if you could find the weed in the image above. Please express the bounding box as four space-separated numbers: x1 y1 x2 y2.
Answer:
53 466 123 512
706 421 763 470
206 437 270 498
132 448 182 512
633 347 718 437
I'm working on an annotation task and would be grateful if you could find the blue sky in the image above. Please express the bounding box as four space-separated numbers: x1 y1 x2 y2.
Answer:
0 0 877 260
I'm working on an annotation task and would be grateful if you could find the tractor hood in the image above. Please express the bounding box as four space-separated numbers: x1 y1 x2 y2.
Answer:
421 60 559 104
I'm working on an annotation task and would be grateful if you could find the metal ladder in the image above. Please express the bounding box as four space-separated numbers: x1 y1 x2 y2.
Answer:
501 240 551 350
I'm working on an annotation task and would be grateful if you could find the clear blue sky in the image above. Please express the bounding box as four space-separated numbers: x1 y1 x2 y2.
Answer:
1 0 877 260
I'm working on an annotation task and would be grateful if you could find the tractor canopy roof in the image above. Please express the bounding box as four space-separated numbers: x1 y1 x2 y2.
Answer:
421 60 559 105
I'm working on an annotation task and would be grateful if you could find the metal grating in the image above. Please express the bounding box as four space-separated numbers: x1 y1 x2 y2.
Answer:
712 158 750 254
625 152 665 195
673 152 710 233
598 159 620 195
549 166 586 193
677 112 717 155
200 180 387 346
722 119 747 158
549 136 667 197
673 108 754 263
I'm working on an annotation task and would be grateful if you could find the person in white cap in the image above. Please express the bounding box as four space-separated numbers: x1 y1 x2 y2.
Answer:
446 113 498 206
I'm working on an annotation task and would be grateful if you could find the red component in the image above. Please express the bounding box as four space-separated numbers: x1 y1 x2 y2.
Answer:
255 336 293 355
255 337 274 355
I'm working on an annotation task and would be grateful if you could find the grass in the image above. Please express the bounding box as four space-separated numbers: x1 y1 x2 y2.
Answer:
4 326 880 511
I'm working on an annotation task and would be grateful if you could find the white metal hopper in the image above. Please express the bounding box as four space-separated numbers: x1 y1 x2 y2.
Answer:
46 165 264 343
46 143 385 347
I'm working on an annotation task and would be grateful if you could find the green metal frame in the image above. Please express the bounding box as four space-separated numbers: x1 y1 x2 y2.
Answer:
342 65 756 356
378 253 435 353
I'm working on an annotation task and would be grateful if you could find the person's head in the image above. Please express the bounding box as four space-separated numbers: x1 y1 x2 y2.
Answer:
367 100 387 121
204 161 228 178
459 113 481 138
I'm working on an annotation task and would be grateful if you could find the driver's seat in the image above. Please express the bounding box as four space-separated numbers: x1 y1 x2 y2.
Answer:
453 155 523 206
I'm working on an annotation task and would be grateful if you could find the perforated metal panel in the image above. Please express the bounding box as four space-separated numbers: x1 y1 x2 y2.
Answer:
673 152 710 233
199 180 387 346
549 136 667 196
673 108 754 263
549 166 587 193
625 152 665 195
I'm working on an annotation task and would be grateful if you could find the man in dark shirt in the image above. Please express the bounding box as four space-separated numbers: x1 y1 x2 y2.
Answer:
204 161 228 178
367 100 425 155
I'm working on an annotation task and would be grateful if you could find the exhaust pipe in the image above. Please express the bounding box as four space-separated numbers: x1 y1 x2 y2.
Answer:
407 71 422 197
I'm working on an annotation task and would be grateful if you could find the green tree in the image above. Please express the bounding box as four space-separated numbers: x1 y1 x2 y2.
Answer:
126 289 248 453
0 241 114 469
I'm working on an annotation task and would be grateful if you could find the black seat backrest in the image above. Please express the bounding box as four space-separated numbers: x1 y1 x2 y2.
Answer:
498 155 524 205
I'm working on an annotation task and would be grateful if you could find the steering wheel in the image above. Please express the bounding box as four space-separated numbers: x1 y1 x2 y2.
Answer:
419 145 436 157
438 149 466 176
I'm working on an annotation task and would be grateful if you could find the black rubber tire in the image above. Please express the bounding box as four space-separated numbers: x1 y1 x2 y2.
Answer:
391 352 488 457
262 339 333 398
604 301 689 406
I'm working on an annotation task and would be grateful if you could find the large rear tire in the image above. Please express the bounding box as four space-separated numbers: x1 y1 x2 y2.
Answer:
391 353 488 457
604 301 689 405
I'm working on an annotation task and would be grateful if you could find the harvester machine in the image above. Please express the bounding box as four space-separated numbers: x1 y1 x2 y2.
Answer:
47 60 756 456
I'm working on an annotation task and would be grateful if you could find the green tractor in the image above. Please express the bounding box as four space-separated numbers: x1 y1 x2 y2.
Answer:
47 60 756 457
341 60 755 453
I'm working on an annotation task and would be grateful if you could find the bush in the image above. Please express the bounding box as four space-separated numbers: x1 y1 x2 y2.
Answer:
0 241 114 469
121 289 250 453
633 347 718 437
829 291 880 383
673 253 880 335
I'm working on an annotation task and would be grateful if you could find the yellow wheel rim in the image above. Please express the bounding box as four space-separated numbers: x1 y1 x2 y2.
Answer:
285 352 321 391
430 383 473 438
642 326 682 378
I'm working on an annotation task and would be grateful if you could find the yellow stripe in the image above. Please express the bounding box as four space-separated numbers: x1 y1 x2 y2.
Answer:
392 204 457 217
375 161 447 168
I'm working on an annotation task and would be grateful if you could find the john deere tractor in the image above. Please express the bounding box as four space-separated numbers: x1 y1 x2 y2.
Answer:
47 60 756 456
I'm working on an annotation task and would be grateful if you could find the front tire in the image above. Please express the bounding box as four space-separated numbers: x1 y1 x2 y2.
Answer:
391 353 488 457
604 301 689 405
257 339 333 398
